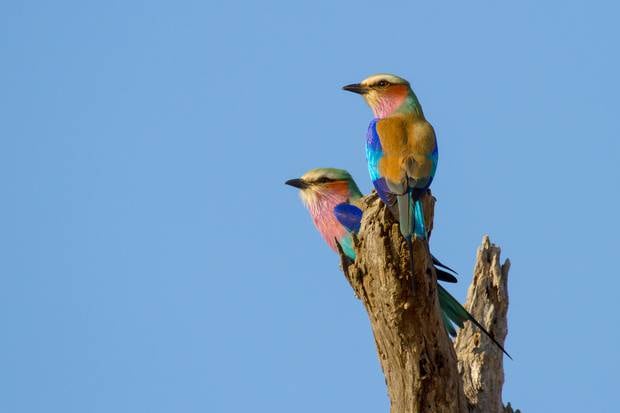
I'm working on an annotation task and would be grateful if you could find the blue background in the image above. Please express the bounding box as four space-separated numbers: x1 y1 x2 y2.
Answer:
2 0 618 411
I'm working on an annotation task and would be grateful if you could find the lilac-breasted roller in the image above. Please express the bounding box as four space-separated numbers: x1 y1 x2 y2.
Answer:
284 168 453 275
343 74 437 278
285 168 511 356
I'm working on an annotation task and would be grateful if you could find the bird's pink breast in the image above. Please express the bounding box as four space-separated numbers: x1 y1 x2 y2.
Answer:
306 187 350 252
371 85 409 118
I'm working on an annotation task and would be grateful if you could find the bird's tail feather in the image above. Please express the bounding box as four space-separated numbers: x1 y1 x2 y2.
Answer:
395 192 426 239
441 310 457 338
437 284 512 359
435 267 458 283
396 192 412 239
431 255 458 276
413 198 426 239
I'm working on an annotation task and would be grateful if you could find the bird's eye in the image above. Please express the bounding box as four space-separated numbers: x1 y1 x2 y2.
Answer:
377 80 389 88
315 177 331 184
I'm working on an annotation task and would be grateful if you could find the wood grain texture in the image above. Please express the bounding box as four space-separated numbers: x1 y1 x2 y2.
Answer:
336 193 518 413
454 236 518 413
338 193 466 413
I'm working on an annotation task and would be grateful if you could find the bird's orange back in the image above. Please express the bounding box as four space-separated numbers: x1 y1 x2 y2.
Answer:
376 114 437 183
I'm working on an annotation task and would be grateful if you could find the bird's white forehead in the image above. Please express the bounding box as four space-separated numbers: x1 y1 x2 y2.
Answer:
361 73 409 86
301 168 350 182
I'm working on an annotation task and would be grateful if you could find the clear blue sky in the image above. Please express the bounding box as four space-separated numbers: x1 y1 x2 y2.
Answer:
2 0 618 412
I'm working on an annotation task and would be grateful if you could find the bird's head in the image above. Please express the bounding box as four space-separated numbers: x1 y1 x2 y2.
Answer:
285 168 361 207
342 73 418 118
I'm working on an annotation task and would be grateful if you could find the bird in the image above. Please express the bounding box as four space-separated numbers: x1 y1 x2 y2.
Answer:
285 168 511 357
343 74 437 281
285 167 363 260
284 167 453 277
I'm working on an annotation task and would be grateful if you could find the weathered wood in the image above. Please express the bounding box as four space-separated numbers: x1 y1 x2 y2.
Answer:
454 236 515 413
339 193 467 413
337 193 518 413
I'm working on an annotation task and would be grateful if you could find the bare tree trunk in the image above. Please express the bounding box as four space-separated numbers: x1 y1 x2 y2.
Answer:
337 193 518 413
454 236 518 413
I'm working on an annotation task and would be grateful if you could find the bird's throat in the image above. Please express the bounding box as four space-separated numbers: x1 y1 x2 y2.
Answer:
371 92 422 119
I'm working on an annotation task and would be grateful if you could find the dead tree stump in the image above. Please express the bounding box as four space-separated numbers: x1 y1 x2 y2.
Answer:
337 193 516 413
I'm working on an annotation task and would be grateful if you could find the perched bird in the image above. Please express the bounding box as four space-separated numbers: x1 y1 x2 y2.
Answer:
343 74 437 277
285 167 363 260
284 167 452 276
285 168 511 357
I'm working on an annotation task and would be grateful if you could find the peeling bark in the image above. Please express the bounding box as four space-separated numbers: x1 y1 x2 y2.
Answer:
337 193 518 413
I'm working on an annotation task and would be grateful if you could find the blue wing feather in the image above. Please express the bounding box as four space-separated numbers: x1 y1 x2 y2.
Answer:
365 119 382 182
333 203 362 261
333 203 362 234
366 119 398 210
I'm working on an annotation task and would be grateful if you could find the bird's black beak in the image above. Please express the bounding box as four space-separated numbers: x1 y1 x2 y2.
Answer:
285 178 308 189
342 83 368 95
